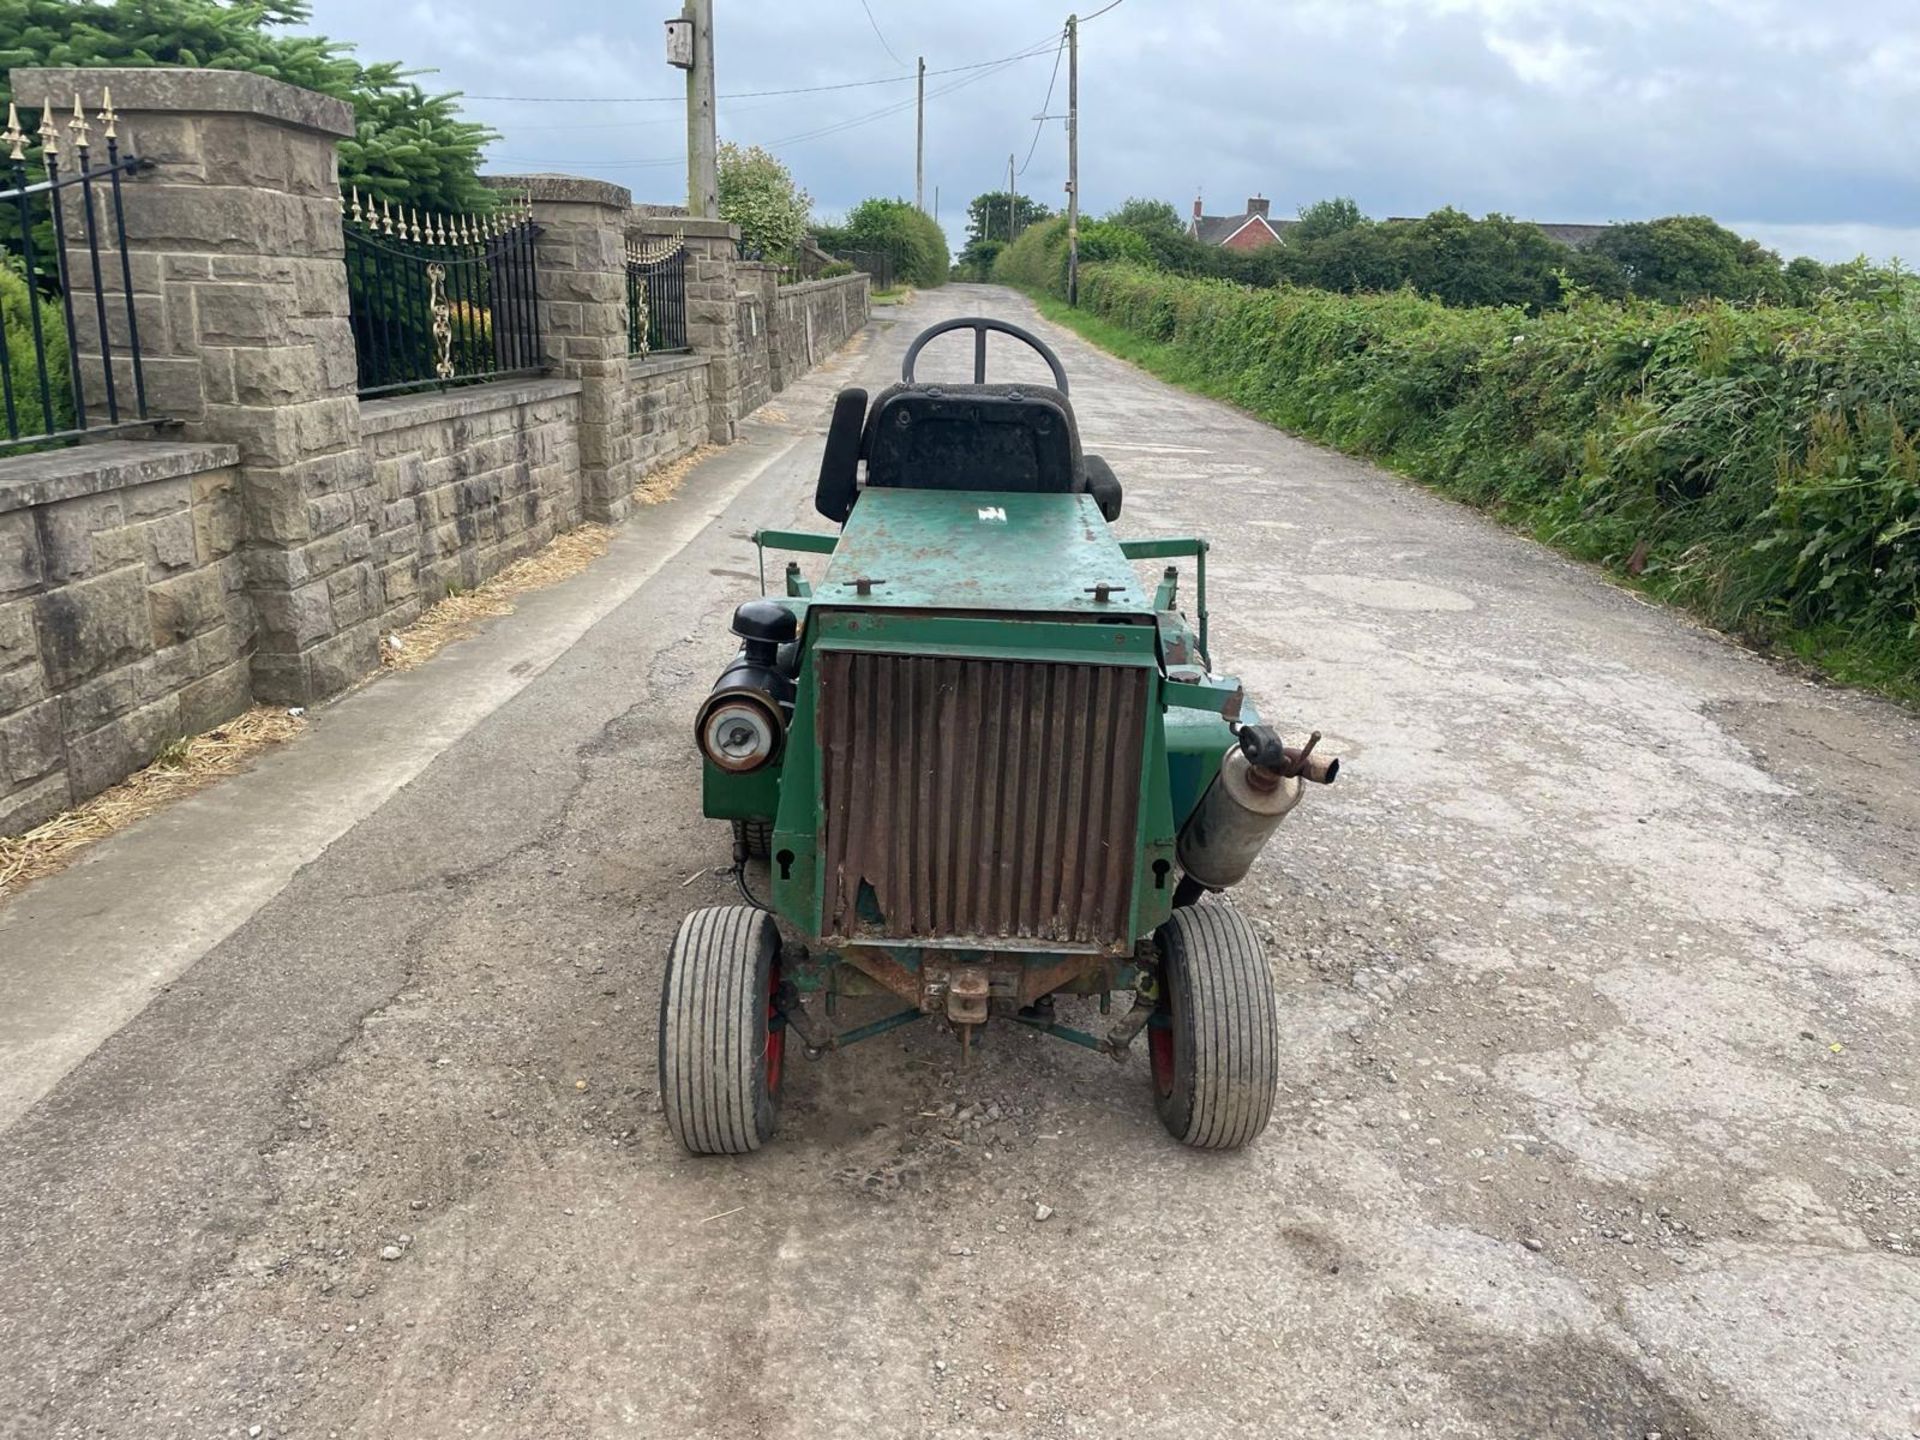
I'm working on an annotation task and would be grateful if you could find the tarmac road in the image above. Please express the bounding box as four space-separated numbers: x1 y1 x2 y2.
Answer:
2 283 1918 1440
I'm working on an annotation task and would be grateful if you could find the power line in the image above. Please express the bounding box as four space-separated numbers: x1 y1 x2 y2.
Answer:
858 0 905 67
496 51 1031 171
1017 27 1067 178
462 44 1057 104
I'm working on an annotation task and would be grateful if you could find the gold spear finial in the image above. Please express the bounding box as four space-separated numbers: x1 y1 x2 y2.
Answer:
68 94 90 150
97 86 117 142
2 103 25 163
37 98 59 159
350 185 363 224
382 195 396 236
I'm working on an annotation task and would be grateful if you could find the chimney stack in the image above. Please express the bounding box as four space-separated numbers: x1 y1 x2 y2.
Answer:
1193 195 1204 220
1247 195 1270 218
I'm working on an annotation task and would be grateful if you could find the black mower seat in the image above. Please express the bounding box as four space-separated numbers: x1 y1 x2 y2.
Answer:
862 382 1083 496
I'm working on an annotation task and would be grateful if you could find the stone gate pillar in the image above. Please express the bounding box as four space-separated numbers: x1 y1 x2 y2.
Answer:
486 174 635 524
7 66 380 704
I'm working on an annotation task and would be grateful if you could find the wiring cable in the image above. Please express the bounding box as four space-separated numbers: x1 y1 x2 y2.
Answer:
858 0 906 67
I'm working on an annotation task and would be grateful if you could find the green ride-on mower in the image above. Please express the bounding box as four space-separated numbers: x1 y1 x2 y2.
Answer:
660 317 1337 1154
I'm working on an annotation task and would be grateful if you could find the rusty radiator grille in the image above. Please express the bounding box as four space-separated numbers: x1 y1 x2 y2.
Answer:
817 651 1148 950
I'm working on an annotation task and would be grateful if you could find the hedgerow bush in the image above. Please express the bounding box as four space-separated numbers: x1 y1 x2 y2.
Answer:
1067 261 1920 690
991 216 1148 293
828 198 949 288
1 259 72 438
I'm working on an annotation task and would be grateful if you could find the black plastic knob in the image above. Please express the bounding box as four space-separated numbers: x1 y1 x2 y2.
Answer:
733 599 798 645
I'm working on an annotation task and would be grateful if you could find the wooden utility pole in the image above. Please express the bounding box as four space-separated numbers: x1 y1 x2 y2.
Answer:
914 56 926 212
685 0 718 218
1008 153 1016 243
1065 13 1079 304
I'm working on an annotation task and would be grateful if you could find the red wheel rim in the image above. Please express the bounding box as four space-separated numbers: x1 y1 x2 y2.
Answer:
764 960 785 1097
1148 1023 1174 1098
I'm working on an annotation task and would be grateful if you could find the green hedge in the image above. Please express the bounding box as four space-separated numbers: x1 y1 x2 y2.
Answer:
820 199 949 288
1 261 72 442
1062 261 1920 694
992 216 1149 293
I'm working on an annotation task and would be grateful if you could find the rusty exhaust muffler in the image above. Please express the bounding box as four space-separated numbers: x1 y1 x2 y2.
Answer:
1175 727 1338 891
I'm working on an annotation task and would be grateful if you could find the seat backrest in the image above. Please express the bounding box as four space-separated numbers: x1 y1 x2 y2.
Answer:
862 383 1083 496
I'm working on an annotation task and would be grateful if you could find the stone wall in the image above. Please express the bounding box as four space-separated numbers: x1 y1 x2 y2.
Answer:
626 355 711 473
0 70 871 833
0 441 248 831
359 378 583 625
734 261 779 420
773 275 872 393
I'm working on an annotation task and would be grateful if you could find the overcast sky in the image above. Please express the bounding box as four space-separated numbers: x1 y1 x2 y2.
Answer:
300 0 1919 263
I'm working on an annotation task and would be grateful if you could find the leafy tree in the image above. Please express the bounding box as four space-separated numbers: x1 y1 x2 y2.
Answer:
954 236 1003 281
0 0 496 217
965 190 1052 245
836 197 949 287
1104 197 1185 240
1076 219 1150 266
1101 196 1223 275
1292 196 1365 244
718 142 810 262
1587 216 1788 304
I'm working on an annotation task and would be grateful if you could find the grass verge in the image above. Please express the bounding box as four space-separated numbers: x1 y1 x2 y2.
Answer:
1024 288 1920 708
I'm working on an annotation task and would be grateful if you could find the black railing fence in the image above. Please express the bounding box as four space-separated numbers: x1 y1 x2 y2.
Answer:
344 189 542 398
626 237 688 357
842 249 895 291
1 93 149 452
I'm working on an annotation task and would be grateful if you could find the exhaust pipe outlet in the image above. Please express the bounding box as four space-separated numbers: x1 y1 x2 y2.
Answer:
1175 726 1331 890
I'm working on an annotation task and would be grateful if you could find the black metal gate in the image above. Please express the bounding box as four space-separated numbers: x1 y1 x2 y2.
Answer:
626 238 688 357
343 189 543 397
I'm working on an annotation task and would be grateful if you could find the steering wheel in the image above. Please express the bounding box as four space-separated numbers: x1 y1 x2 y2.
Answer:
901 316 1070 394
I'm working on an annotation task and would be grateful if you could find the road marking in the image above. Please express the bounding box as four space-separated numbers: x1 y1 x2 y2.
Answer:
1090 441 1214 454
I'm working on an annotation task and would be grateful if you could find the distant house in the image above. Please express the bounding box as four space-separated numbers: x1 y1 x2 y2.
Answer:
1190 196 1291 250
1191 196 1613 252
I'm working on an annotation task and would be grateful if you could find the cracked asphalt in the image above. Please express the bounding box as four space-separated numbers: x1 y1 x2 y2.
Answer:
2 284 1918 1439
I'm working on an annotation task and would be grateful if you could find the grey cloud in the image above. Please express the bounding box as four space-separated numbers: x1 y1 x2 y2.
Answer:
307 0 1917 262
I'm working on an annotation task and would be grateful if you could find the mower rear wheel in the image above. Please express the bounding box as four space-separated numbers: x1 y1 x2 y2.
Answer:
658 905 784 1154
1149 899 1277 1149
731 818 772 860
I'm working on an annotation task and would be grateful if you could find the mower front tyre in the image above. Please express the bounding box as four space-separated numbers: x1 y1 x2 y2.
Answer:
659 905 784 1154
1148 899 1278 1149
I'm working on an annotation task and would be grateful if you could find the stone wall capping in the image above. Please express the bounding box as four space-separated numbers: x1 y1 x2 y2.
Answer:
6 66 355 138
627 354 710 381
781 274 872 299
357 378 584 437
625 211 741 243
485 173 633 210
0 440 241 515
